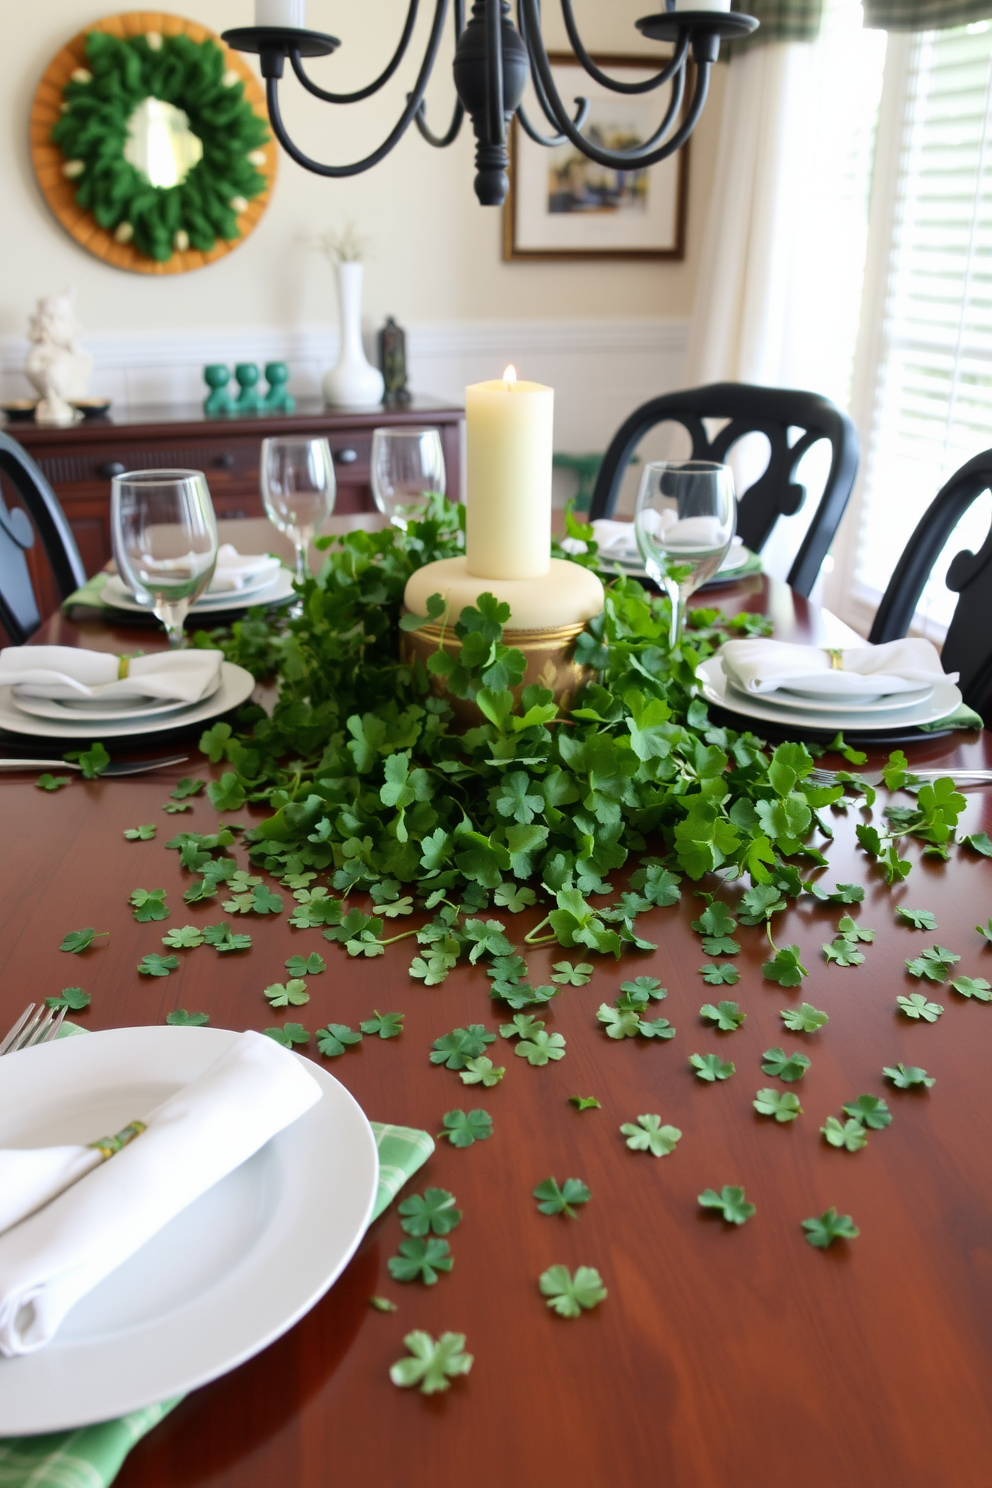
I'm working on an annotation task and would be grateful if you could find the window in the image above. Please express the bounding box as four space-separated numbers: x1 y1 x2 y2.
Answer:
827 21 992 636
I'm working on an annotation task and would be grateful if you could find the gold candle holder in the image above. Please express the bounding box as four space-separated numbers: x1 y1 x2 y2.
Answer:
400 615 595 726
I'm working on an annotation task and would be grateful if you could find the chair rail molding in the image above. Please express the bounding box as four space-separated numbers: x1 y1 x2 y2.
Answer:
0 318 689 455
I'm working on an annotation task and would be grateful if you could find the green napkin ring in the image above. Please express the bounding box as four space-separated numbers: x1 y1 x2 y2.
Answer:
88 1120 146 1161
825 648 844 670
117 655 131 679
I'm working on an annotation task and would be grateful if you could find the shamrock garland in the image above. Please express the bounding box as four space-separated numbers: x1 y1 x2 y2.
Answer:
52 30 269 262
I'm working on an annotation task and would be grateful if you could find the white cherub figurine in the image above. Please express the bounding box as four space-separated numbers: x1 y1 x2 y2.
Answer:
25 289 93 426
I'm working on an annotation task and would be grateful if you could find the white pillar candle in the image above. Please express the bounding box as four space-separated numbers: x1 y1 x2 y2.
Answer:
465 366 554 580
255 0 306 27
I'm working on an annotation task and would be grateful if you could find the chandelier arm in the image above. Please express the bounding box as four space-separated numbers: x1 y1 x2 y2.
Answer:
288 0 421 103
521 0 710 169
414 0 466 147
515 0 592 138
415 97 466 145
515 95 589 147
486 0 507 147
559 0 689 94
263 1 450 179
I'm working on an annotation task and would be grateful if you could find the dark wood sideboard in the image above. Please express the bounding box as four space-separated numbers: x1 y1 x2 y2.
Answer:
2 395 463 617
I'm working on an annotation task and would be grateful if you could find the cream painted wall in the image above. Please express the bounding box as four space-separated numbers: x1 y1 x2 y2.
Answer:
0 1 725 338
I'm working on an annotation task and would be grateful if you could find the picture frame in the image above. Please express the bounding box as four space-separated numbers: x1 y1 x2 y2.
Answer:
503 53 689 263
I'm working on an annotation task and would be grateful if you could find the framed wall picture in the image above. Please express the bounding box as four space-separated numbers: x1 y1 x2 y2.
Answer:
503 53 689 263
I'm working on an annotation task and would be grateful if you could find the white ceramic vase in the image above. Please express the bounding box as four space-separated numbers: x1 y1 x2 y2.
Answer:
322 262 384 409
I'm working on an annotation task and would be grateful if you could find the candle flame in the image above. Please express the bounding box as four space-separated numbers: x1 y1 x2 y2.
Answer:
503 364 517 389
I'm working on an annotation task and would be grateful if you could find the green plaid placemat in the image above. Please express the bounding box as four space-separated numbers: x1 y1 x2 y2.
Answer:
0 1109 432 1488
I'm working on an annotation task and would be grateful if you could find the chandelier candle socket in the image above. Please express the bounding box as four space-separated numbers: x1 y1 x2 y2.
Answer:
255 0 306 25
403 366 604 716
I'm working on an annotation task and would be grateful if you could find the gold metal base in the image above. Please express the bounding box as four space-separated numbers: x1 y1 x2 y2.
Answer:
400 615 594 725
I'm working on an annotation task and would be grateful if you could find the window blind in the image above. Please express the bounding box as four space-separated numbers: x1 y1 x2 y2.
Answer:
852 22 992 635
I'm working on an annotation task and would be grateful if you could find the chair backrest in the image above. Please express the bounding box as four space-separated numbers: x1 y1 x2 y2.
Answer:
0 430 86 644
869 447 992 720
588 382 860 598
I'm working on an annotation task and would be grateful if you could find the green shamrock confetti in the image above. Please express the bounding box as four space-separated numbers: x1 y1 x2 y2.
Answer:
802 1208 859 1248
538 1264 607 1318
123 825 156 841
698 1186 755 1224
264 979 309 1008
315 1023 362 1057
35 774 69 791
389 1331 473 1394
533 1177 591 1219
165 1009 209 1026
699 1000 745 1031
761 1046 810 1081
883 1063 935 1088
438 1109 493 1147
161 925 205 949
60 927 108 954
387 1237 453 1286
897 993 944 1022
399 1189 462 1237
361 1010 405 1039
620 1115 681 1155
263 1023 309 1048
753 1087 802 1122
700 963 741 985
569 1094 601 1111
689 1053 735 1082
138 953 179 977
45 986 90 1011
551 961 594 986
459 1056 504 1086
780 1004 829 1033
821 1116 868 1151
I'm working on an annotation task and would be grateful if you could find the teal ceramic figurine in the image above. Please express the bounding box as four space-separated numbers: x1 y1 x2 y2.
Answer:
378 316 411 406
234 362 263 412
264 361 295 413
203 364 234 416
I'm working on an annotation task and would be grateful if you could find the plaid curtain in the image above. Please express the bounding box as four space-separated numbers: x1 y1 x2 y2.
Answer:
728 0 823 52
863 0 992 28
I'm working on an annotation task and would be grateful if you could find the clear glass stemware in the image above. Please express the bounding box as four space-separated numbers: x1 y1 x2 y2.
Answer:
371 427 446 529
111 469 219 648
260 436 336 599
634 459 737 649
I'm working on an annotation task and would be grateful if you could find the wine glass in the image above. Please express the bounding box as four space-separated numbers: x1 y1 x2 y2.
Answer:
635 460 736 649
260 436 336 599
371 427 446 528
111 469 218 649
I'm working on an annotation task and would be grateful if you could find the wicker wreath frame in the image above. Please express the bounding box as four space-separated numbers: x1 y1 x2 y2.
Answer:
30 11 277 276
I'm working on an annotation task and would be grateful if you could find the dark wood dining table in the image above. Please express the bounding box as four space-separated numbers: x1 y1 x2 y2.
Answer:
1 522 990 1488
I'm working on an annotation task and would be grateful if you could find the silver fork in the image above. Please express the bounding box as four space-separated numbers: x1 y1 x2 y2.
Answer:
809 767 992 789
0 1003 67 1056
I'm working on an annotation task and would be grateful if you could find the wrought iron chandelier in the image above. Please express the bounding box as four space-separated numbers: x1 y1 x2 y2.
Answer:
222 1 758 207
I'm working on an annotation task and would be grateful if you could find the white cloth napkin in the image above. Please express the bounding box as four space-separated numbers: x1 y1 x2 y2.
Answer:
720 637 956 698
0 1031 322 1356
208 545 281 593
0 1147 102 1235
0 646 224 704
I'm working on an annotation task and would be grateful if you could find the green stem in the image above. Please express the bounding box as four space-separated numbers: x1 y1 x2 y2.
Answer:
379 927 422 946
765 921 778 954
523 914 552 945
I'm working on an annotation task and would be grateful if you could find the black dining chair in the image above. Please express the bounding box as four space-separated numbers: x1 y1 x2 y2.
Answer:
588 382 860 598
0 430 86 644
869 447 992 722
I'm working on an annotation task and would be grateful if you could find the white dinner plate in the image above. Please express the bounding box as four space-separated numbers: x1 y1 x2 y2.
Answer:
598 540 755 586
103 569 295 615
0 661 255 739
0 1026 379 1434
696 656 962 733
734 681 935 715
11 677 223 724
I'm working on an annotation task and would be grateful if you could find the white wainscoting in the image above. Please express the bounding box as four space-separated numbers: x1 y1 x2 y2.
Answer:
0 318 688 506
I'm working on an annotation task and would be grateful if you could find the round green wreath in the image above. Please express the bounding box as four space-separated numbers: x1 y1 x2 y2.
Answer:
51 30 270 263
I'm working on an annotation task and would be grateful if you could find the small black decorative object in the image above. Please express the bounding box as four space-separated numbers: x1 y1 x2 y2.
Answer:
378 318 411 407
221 1 758 209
